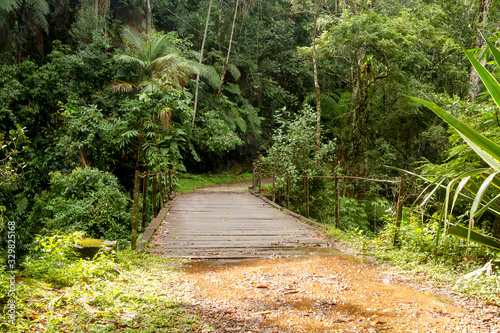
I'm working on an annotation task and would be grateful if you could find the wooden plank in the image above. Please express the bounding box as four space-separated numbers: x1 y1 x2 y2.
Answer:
149 191 330 259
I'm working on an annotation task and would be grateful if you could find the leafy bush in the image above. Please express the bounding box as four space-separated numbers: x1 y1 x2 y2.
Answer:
28 168 131 243
338 197 370 233
258 105 335 177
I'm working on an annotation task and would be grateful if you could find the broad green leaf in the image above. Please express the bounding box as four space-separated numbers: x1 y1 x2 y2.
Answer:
468 172 500 243
443 177 458 231
474 192 500 218
481 33 500 79
450 176 471 216
463 179 500 217
464 49 500 110
458 132 500 170
448 225 500 251
470 172 500 218
408 96 500 170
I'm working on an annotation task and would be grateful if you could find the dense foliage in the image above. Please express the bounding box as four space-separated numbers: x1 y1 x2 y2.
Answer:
28 168 131 242
1 0 500 305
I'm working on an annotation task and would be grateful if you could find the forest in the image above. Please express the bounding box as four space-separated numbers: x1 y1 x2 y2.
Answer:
1 0 500 330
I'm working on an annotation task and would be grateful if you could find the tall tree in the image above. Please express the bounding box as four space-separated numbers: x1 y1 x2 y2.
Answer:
469 0 494 101
192 0 213 126
216 0 239 97
291 0 330 152
311 0 321 152
146 0 152 34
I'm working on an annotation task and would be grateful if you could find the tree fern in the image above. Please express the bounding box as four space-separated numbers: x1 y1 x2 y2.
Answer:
227 63 241 81
26 0 48 15
26 4 49 33
0 0 21 12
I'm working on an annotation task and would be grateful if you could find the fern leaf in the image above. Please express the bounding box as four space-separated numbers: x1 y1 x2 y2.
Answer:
227 64 241 81
29 8 49 33
15 195 28 216
26 0 49 15
224 82 241 95
199 65 220 89
234 116 247 133
0 0 21 12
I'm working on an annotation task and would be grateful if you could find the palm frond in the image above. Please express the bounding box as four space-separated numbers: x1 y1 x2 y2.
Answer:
0 0 21 12
139 79 163 94
110 80 137 93
199 64 220 89
159 107 172 129
120 26 146 59
113 54 147 71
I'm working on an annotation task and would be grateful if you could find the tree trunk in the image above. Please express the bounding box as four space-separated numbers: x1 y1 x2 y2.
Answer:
218 0 222 36
217 0 239 98
146 0 152 35
95 0 99 29
192 0 213 126
312 0 321 152
469 0 493 101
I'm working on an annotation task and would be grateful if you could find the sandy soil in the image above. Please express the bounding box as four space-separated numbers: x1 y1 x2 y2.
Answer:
180 255 499 333
173 182 500 332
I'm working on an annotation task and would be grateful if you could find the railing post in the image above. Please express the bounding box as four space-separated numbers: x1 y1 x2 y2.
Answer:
152 174 157 217
334 175 340 228
258 168 262 193
158 173 164 209
168 169 172 195
286 173 290 210
164 170 169 202
252 165 256 189
272 172 276 202
305 174 309 218
394 174 407 247
141 172 149 231
131 170 140 250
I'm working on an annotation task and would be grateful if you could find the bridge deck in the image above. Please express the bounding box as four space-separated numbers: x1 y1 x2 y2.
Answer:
148 191 332 259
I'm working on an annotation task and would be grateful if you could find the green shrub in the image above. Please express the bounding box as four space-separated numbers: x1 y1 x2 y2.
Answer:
338 196 370 232
28 168 131 243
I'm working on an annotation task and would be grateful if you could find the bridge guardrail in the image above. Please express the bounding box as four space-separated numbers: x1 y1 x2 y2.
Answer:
252 165 406 246
131 169 176 249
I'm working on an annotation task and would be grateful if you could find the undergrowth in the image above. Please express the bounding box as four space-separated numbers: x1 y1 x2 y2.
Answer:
177 172 252 193
326 217 500 303
0 232 199 332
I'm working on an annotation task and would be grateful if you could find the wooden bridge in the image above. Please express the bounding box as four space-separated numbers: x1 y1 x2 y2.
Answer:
146 187 333 259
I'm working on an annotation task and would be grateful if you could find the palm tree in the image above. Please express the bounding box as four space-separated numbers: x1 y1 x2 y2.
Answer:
112 26 218 94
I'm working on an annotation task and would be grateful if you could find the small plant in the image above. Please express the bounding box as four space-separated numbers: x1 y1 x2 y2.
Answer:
22 232 118 286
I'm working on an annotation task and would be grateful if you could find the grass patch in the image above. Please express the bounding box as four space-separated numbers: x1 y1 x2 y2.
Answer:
177 172 252 193
0 233 200 332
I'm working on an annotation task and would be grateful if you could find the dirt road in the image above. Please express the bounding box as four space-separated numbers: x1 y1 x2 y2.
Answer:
173 181 500 332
